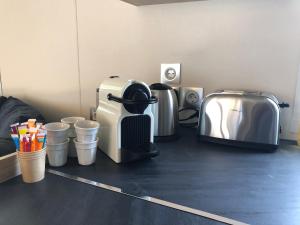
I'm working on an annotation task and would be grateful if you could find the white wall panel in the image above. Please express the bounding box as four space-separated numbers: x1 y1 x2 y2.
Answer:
1 0 300 139
77 0 300 139
0 0 80 121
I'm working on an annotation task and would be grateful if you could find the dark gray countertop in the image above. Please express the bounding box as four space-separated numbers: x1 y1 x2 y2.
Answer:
53 127 300 225
0 174 226 225
1 127 300 225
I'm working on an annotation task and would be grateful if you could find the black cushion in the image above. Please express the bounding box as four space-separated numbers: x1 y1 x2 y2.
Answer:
0 97 45 139
0 96 7 110
0 138 15 157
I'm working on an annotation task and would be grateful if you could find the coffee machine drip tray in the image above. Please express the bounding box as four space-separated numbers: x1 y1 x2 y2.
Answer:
120 115 158 162
120 143 158 163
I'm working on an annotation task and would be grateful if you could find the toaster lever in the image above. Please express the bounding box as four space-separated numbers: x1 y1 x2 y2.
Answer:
278 102 290 108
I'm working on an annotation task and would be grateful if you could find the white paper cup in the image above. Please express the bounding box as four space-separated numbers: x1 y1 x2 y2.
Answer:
61 117 85 138
68 137 77 157
74 138 98 166
17 148 46 183
18 150 45 157
46 139 69 167
74 120 99 143
45 122 70 144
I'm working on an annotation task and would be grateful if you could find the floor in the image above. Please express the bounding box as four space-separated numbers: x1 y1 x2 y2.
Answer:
52 127 300 225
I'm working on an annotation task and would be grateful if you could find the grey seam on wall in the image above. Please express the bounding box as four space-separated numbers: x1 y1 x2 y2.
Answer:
74 0 82 115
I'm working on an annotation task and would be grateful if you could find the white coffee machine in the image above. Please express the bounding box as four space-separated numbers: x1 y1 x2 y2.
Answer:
96 77 159 163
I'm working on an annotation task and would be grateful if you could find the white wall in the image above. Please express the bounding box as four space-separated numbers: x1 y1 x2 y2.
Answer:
77 0 300 139
1 0 300 139
76 0 145 116
0 0 81 121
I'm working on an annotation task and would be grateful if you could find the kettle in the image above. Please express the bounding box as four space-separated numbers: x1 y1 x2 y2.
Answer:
150 83 179 141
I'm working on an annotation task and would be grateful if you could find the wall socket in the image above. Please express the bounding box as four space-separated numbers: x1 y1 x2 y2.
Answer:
178 87 204 110
177 87 204 125
90 107 96 121
160 63 181 85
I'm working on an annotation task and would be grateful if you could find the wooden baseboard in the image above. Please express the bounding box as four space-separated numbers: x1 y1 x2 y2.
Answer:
0 152 21 183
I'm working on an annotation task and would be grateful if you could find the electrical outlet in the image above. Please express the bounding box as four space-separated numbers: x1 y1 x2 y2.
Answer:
178 87 204 126
179 87 204 110
161 64 181 85
90 107 96 121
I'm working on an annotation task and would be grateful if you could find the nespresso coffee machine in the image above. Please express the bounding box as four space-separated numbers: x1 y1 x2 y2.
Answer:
96 77 159 163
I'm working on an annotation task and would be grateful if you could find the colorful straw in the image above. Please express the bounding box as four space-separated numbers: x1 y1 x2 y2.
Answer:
10 119 47 152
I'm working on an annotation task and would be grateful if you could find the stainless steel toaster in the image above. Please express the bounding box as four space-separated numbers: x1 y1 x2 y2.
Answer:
198 90 289 150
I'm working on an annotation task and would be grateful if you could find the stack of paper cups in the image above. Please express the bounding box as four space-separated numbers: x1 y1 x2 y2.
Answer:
74 120 99 166
46 139 69 167
45 122 70 167
61 117 85 157
17 147 46 183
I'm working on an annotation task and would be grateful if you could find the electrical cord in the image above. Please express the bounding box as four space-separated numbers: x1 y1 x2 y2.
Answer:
179 108 199 122
178 108 200 128
179 111 199 121
178 107 199 112
180 122 199 128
